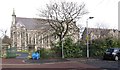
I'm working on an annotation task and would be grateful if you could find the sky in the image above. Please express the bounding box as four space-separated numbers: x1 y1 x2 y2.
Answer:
0 0 119 37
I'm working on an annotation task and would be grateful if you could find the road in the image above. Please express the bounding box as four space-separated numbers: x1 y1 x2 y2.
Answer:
77 58 120 70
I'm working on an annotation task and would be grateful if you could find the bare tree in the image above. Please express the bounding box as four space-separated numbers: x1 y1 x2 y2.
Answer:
40 1 87 41
0 30 11 45
39 1 88 58
0 29 7 36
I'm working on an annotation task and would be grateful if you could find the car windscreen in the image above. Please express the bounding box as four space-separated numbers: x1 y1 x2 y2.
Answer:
106 49 114 52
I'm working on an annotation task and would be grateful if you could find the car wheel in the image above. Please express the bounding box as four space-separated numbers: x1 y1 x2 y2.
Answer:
115 56 119 61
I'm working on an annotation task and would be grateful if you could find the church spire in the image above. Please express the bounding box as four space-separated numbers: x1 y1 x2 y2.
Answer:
12 8 16 25
12 8 16 16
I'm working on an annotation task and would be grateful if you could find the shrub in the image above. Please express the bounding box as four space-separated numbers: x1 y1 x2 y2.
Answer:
63 37 83 58
40 48 56 59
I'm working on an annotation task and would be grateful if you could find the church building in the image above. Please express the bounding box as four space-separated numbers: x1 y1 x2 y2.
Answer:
10 10 79 51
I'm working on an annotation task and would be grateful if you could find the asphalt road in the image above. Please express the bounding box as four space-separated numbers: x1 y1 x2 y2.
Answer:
77 58 120 70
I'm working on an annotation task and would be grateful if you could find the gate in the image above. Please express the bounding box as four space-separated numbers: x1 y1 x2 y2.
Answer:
6 47 16 58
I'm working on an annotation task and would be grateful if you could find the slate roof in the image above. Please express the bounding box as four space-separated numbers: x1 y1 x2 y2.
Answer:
2 35 12 45
82 28 113 36
82 28 119 40
88 28 110 36
16 17 50 30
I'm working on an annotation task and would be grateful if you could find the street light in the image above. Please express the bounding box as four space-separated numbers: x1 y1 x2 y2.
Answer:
0 37 2 55
86 17 94 58
61 34 64 59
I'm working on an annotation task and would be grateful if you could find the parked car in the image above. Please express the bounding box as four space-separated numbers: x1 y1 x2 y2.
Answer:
103 48 120 61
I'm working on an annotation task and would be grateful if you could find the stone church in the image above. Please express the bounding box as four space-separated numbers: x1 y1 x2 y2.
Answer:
10 10 79 51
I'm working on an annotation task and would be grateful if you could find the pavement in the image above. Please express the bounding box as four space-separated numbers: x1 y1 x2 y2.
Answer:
24 58 69 64
1 58 101 70
2 58 120 70
1 52 120 70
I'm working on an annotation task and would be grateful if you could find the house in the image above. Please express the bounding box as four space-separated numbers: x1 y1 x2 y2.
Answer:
10 10 79 51
82 28 120 41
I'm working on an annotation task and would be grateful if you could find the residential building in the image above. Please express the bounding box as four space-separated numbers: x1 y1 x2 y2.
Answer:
82 28 120 41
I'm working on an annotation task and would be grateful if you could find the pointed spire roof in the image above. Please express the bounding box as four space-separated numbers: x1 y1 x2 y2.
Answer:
12 8 16 16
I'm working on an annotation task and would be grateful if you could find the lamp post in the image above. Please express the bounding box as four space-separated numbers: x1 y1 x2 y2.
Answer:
62 39 64 58
0 37 2 55
61 34 64 59
86 17 94 58
0 37 2 70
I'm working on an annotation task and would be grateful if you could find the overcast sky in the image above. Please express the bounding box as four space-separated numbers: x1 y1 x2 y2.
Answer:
0 0 119 37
